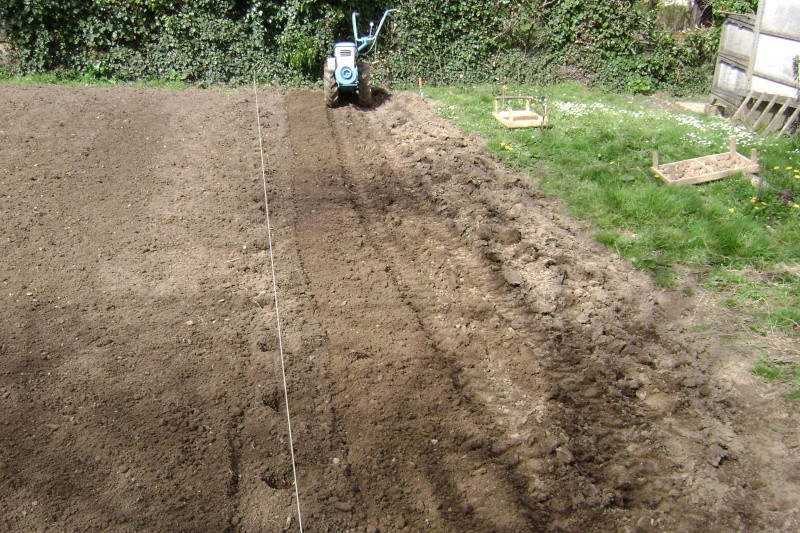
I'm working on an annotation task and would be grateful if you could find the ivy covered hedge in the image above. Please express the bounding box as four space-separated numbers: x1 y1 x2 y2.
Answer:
0 0 758 92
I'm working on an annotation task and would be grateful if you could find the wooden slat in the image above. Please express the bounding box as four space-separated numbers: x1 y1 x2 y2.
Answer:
753 94 779 130
729 90 798 135
744 92 766 124
731 90 755 121
765 100 792 133
779 105 800 136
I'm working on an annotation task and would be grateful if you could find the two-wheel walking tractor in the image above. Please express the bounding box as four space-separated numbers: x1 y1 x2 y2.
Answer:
324 9 396 108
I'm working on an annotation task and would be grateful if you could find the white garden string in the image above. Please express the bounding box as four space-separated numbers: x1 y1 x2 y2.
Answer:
252 74 304 533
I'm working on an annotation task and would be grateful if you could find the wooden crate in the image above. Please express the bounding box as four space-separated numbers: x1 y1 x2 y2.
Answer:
652 137 759 186
493 96 549 129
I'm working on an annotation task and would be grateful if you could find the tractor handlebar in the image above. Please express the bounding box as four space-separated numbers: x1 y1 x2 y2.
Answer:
353 8 397 54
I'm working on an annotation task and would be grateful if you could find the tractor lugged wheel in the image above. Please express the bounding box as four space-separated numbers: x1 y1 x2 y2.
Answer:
324 68 339 108
357 62 372 107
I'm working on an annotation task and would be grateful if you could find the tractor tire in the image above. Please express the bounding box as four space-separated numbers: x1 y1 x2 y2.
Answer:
357 62 372 107
324 67 339 108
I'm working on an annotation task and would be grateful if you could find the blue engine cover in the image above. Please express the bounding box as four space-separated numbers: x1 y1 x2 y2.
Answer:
336 65 358 87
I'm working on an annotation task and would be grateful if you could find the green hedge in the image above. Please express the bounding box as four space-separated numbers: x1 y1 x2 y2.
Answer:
0 0 756 91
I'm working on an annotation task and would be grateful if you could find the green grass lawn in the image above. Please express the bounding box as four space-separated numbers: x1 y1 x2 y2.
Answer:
0 68 189 89
752 357 800 399
426 83 800 337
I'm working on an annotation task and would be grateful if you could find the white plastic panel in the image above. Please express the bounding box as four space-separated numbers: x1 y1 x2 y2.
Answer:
720 22 754 58
752 76 798 98
716 62 749 94
760 0 800 39
753 33 800 89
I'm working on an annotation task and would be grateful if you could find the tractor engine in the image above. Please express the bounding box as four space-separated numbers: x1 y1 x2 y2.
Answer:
332 43 358 88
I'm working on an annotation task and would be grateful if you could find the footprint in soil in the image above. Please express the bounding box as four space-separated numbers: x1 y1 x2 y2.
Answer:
262 388 280 411
260 468 293 490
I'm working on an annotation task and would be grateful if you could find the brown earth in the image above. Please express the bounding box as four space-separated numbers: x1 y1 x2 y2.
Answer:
1 85 798 532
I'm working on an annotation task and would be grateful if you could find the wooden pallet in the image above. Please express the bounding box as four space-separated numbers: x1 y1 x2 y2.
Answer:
493 96 548 129
731 91 800 135
652 137 759 186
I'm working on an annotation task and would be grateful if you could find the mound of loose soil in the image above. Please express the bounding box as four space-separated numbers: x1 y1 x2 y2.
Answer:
1 85 798 532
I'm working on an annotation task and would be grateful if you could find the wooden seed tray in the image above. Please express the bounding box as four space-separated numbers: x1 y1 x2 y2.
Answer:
652 137 759 186
493 96 549 129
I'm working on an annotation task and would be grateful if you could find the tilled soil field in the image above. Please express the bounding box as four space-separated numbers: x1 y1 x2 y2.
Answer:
1 85 799 532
